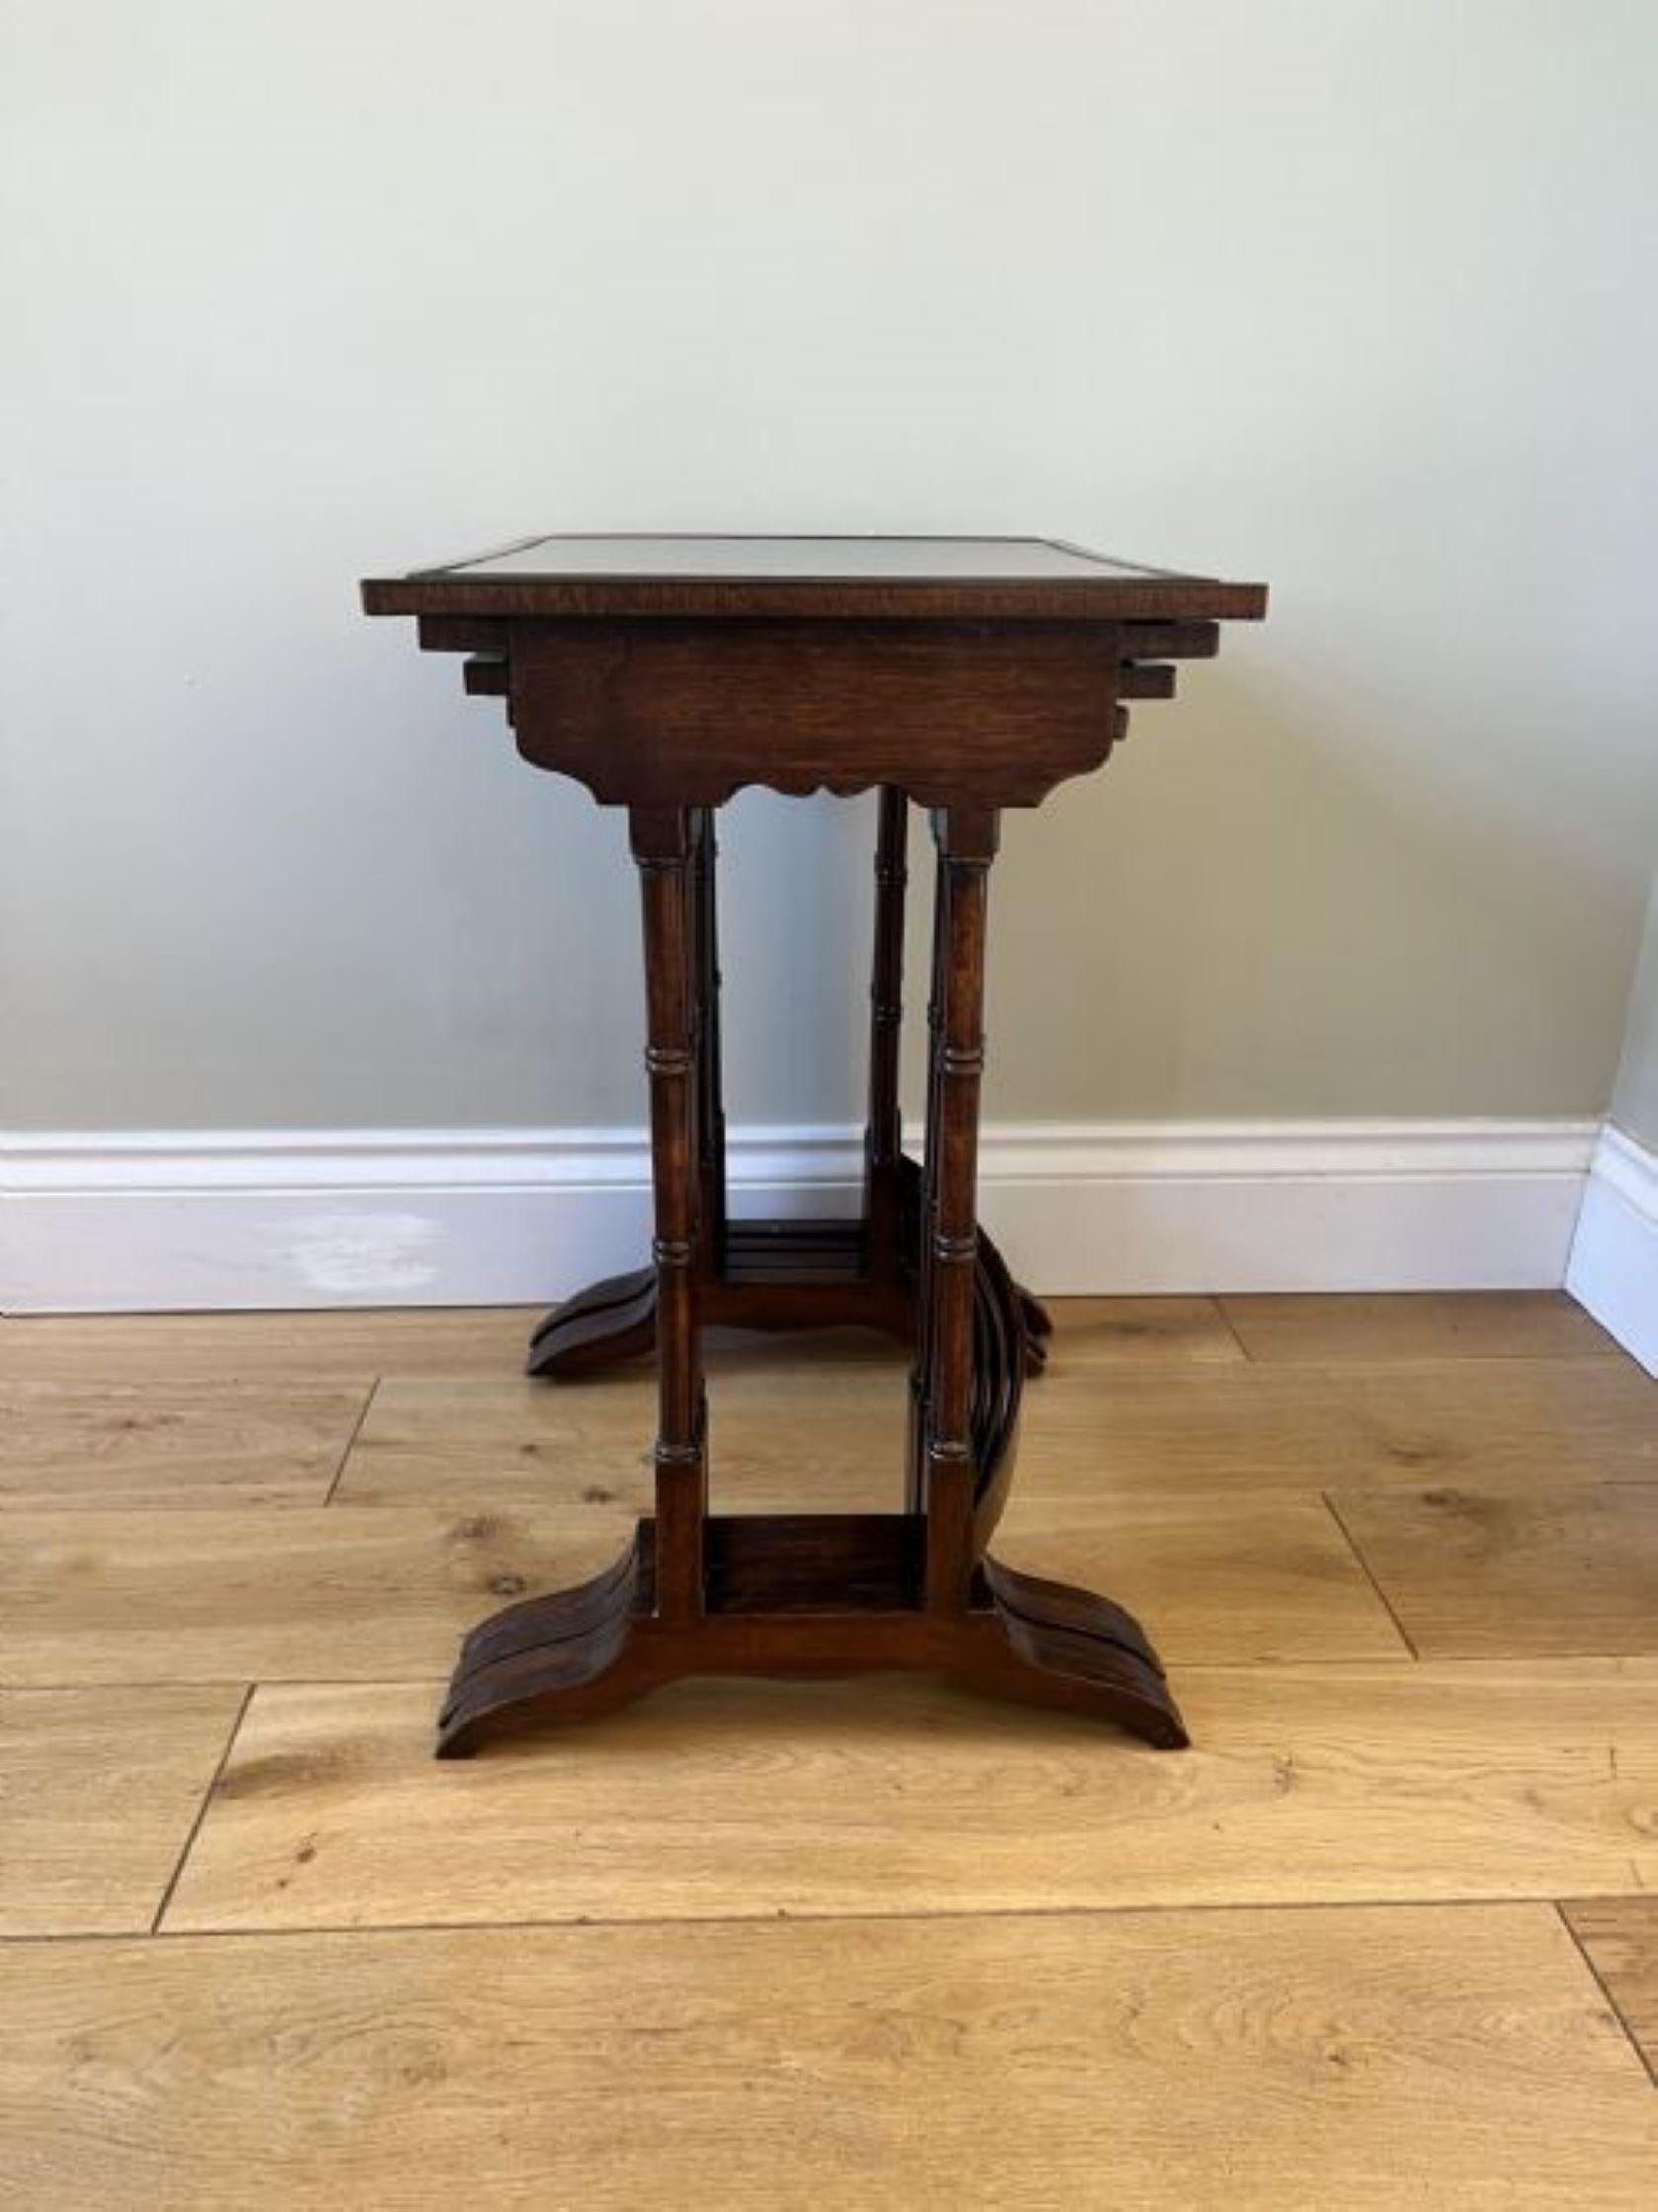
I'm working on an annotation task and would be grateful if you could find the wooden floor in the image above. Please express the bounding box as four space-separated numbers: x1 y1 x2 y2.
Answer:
2 1293 1654 2207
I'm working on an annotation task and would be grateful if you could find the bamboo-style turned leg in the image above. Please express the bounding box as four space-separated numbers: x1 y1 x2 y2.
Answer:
863 787 908 1276
920 806 997 1611
631 806 707 1620
691 806 728 1278
907 823 946 1514
527 786 1048 1380
438 792 1187 1758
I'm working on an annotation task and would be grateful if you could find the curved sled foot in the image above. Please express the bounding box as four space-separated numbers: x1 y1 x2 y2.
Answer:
435 1518 1187 1758
971 1556 1189 1748
436 1540 653 1756
525 1267 658 1380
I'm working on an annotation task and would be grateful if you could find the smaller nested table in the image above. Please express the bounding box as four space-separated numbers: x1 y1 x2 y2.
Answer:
362 535 1266 1757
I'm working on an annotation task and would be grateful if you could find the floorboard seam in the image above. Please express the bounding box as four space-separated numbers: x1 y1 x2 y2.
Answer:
0 1895 1609 1948
1321 1489 1420 1657
1211 1298 1253 1363
147 1684 256 1936
322 1379 380 1505
1554 1902 1658 2089
96 1896 1637 1944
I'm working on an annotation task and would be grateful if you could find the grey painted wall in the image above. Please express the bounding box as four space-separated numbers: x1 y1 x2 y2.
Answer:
4 2 1655 1138
1611 884 1658 1151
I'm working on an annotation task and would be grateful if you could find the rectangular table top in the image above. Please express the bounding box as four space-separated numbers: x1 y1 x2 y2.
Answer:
362 533 1267 624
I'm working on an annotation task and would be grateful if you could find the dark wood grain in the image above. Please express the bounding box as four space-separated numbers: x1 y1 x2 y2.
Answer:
630 807 706 1622
361 529 1262 1757
461 655 508 697
863 788 908 1282
435 1515 1186 1756
505 618 1130 807
690 809 728 1278
365 531 1266 625
920 807 997 1613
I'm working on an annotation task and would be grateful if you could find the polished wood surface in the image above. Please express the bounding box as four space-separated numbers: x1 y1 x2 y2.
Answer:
8 1910 1653 2209
391 531 1224 579
4 1297 1654 2203
503 619 1138 805
362 529 1268 622
363 532 1266 1753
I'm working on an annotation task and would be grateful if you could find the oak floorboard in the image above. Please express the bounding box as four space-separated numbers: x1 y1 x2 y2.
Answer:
0 1509 622 1686
0 1380 371 1510
333 1369 905 1513
1018 1359 1657 1493
6 1907 1655 2210
7 1907 1656 2210
0 1308 537 1382
1330 1483 1658 1658
0 1686 246 1936
993 1488 1408 1662
0 1309 905 1382
0 1488 1402 1685
4 1299 1654 2206
164 1663 1658 1933
1220 1291 1624 1365
1562 1900 1658 2082
1035 1295 1243 1367
335 1353 1658 1518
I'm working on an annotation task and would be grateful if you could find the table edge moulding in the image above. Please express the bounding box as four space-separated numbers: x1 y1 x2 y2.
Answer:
360 533 1267 1757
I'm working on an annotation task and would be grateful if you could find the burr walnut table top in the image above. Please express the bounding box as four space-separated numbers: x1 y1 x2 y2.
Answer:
361 531 1267 810
361 531 1267 624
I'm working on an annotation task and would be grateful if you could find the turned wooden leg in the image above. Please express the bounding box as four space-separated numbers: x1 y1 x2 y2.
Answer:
691 805 729 1279
864 786 908 1281
633 805 708 1620
528 789 1038 1379
919 805 996 1611
906 828 947 1513
440 807 708 1754
524 808 726 1380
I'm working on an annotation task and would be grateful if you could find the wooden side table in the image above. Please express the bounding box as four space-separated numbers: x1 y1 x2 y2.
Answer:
362 535 1266 1757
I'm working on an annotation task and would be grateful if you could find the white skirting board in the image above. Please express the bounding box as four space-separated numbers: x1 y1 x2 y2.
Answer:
1 1119 1599 1313
1565 1123 1658 1377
